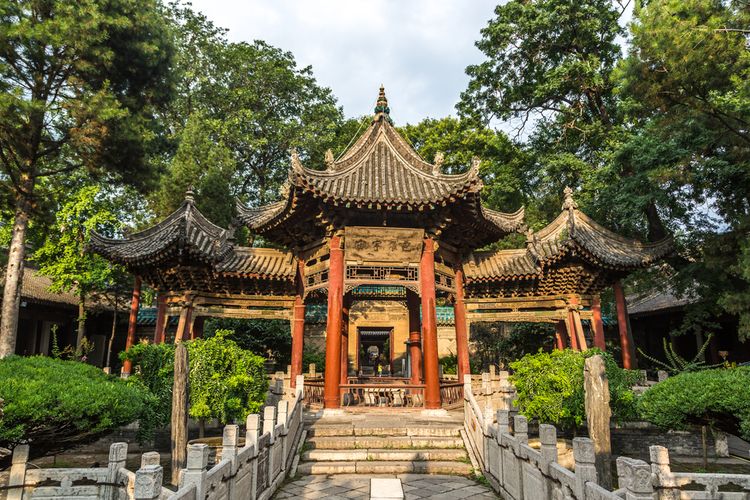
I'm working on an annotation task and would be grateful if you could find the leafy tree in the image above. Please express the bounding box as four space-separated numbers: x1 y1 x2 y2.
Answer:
204 318 291 366
0 0 175 357
639 367 750 440
470 322 556 370
510 349 640 429
187 330 267 425
0 356 154 458
33 185 128 347
399 117 527 219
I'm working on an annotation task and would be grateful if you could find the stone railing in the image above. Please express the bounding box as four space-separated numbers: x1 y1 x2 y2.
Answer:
462 377 750 499
3 376 306 500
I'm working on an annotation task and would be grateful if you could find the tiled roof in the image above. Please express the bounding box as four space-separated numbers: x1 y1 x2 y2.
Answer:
627 287 697 316
465 188 673 281
89 192 233 268
18 268 79 307
217 247 295 280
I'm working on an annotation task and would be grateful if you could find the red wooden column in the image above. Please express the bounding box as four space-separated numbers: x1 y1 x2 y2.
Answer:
323 235 344 409
407 290 422 384
290 259 305 388
420 237 441 409
613 281 637 369
121 276 142 376
453 265 471 382
591 295 606 350
153 293 167 344
567 296 588 350
566 310 580 350
554 321 567 349
340 296 351 386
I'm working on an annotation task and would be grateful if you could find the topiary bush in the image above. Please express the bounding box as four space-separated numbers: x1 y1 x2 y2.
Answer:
509 348 640 429
0 356 154 457
639 366 750 440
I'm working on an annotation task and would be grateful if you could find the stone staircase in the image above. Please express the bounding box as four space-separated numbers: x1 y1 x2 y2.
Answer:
297 411 473 475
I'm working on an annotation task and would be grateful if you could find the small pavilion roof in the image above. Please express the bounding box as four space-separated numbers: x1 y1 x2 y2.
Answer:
237 86 525 245
465 188 673 282
217 247 295 280
89 190 234 269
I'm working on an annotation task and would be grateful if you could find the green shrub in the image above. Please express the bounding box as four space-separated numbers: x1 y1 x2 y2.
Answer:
188 330 267 423
120 341 176 440
509 349 640 429
302 345 326 374
639 367 750 440
0 356 153 456
440 353 458 375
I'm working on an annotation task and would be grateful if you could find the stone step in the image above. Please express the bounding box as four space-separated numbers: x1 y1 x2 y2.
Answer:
306 425 462 438
296 460 473 475
307 435 465 450
302 448 468 462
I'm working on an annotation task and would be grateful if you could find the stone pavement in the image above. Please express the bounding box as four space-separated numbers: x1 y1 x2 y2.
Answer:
273 473 499 499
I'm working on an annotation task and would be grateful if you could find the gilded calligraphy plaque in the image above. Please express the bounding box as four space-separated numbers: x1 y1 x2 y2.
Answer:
344 226 424 265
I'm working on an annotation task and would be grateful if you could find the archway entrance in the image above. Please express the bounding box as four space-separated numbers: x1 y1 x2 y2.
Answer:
357 327 393 376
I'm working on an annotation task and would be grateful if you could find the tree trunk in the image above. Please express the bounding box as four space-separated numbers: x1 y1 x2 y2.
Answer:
645 201 668 242
0 192 33 358
76 292 86 349
106 296 118 369
171 343 189 485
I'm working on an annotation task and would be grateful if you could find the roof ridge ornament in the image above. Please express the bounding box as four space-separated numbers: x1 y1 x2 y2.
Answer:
325 148 335 170
432 152 444 176
374 85 393 124
185 186 196 204
470 156 481 175
562 186 578 211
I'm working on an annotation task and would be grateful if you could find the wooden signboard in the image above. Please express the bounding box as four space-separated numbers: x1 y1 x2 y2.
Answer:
344 226 424 265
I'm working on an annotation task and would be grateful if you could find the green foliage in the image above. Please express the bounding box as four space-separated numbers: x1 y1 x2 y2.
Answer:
510 349 640 429
187 330 268 424
439 354 458 375
0 356 153 456
119 341 176 440
638 334 722 375
204 318 291 365
639 367 750 440
302 345 325 375
471 322 556 371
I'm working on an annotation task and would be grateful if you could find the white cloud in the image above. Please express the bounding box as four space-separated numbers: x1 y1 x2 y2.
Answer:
188 0 500 124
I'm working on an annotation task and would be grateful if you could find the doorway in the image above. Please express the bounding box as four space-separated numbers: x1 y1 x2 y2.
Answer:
357 327 393 376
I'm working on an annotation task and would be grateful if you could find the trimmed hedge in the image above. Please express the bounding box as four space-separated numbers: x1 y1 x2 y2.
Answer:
0 356 153 456
639 366 750 440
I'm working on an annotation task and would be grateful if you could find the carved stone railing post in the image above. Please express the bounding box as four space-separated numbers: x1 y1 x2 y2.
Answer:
617 457 655 500
573 437 598 498
134 465 163 500
263 406 276 443
295 375 304 397
180 443 209 498
496 410 510 435
277 400 290 472
7 444 29 500
223 424 239 462
246 414 261 447
103 442 127 500
539 424 558 473
140 451 160 468
309 363 316 378
513 415 528 445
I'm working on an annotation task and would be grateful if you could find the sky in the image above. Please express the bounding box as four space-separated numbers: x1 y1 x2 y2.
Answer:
188 0 501 125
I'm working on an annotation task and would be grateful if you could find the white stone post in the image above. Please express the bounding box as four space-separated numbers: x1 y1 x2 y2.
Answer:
134 465 163 500
617 456 655 500
263 406 276 443
102 442 127 500
246 413 261 447
7 444 29 500
539 424 558 471
277 400 290 472
140 451 160 468
223 424 239 462
573 437 598 499
180 444 209 499
496 410 510 435
513 415 528 444
296 374 304 398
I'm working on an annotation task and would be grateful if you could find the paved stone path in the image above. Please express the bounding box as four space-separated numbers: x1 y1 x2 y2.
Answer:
274 473 498 499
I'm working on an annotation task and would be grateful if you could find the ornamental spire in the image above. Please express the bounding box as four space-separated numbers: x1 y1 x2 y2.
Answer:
374 85 393 123
562 186 578 211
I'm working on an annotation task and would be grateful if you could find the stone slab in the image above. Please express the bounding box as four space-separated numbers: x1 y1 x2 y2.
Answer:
370 478 404 499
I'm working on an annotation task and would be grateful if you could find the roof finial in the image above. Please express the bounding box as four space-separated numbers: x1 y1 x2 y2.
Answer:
374 85 391 122
325 148 335 170
562 186 578 211
185 186 195 204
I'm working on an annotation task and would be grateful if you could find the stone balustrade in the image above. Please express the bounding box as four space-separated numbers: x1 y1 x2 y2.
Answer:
462 376 750 500
3 376 306 500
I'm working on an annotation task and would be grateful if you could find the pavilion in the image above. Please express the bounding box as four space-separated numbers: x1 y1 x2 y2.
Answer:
90 87 672 410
